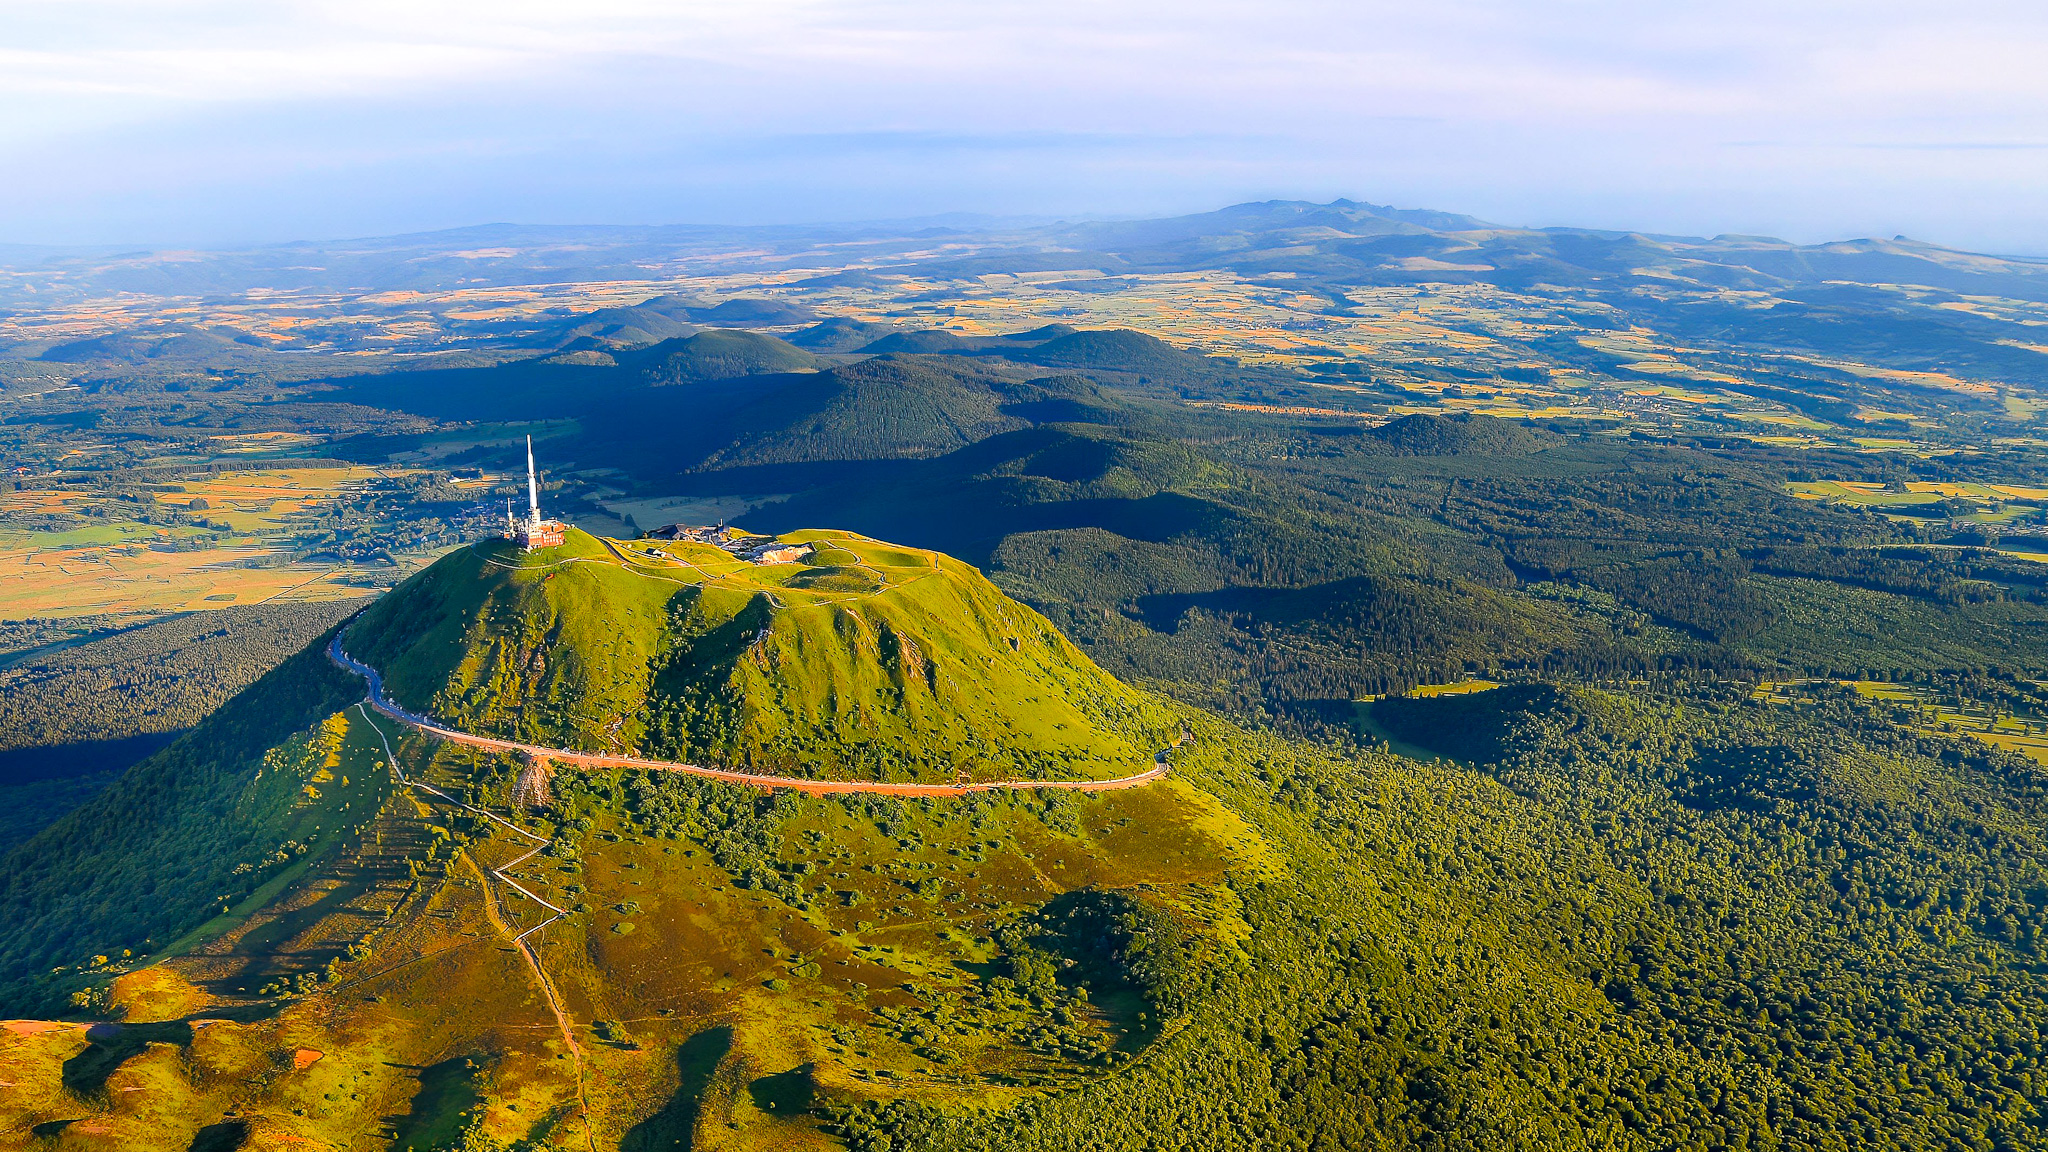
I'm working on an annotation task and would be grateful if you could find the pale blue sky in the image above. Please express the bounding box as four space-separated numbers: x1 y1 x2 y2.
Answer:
4 0 2047 251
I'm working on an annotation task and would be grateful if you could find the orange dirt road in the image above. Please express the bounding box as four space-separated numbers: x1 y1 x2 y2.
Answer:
329 630 1173 796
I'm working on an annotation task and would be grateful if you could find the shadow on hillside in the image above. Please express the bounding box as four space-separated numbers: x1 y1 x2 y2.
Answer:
385 1054 488 1151
61 1019 194 1099
747 1063 815 1115
187 1119 249 1152
621 1026 734 1152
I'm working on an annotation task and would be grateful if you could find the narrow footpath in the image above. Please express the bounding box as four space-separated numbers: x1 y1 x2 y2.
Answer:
353 703 597 1150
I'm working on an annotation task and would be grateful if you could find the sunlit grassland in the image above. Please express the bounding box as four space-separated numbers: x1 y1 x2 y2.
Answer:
155 708 397 962
151 466 404 527
1752 679 2048 768
0 688 1260 1150
1788 479 2048 525
1731 410 1834 431
0 466 450 622
354 528 1180 783
1789 480 1943 507
0 541 369 618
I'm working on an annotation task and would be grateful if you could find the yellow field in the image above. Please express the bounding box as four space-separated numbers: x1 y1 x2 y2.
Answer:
0 467 442 621
1357 678 1500 703
1852 408 1925 426
206 431 323 454
5 251 2037 480
1788 481 1939 506
1904 480 2048 500
1836 680 2048 767
1735 411 1832 431
156 466 396 520
1798 358 1999 397
1187 401 1377 419
1787 478 2048 519
1626 384 1728 404
0 543 372 619
1405 678 1500 698
1618 360 1748 386
0 491 89 514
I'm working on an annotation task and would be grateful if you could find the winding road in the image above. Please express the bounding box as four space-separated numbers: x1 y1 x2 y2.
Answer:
328 617 1175 1148
327 629 1173 797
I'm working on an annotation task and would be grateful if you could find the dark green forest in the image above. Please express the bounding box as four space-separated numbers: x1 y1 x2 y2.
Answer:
0 600 360 759
10 306 2048 1149
827 683 2048 1151
0 636 365 1006
0 600 359 850
310 335 2048 1147
314 324 2048 722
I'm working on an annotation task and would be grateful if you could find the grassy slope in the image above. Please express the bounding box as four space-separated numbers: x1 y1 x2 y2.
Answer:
11 675 2045 1152
0 682 1249 1151
0 634 373 1013
349 528 1176 782
0 601 365 850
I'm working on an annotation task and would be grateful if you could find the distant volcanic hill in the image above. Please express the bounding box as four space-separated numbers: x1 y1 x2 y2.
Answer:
344 526 1176 784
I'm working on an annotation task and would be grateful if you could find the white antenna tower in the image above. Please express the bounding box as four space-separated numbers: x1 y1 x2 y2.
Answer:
525 435 541 527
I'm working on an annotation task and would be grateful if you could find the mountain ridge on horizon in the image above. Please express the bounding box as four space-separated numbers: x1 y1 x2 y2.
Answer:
7 197 2046 299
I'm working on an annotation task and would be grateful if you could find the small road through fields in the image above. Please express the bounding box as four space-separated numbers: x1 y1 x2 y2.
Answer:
328 630 1173 797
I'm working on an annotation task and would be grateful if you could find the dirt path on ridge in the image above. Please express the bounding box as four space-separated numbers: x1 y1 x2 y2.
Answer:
328 630 1174 797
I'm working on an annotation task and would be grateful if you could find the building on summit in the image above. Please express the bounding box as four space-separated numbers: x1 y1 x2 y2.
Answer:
644 522 813 565
506 436 567 550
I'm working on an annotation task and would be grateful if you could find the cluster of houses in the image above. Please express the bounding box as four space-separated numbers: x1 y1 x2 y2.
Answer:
645 522 814 565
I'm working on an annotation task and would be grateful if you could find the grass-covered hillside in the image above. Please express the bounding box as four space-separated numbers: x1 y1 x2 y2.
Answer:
347 527 1177 783
0 634 371 1015
0 601 364 851
7 660 2048 1151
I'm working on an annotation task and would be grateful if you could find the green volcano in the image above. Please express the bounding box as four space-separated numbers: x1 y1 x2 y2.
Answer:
345 527 1177 783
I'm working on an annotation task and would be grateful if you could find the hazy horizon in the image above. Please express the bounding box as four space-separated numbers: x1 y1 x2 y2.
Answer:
6 1 2048 254
5 197 2047 265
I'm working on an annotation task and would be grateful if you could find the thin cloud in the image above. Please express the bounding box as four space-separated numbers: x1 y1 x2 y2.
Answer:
2 0 2046 247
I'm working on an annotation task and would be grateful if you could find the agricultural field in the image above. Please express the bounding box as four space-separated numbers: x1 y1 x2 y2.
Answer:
0 465 505 629
1788 478 2048 530
0 540 355 619
1753 677 2048 766
11 204 2048 473
21 205 2048 1151
1845 679 2048 765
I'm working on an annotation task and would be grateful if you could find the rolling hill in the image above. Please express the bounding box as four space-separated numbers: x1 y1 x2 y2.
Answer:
625 329 824 384
0 526 1249 1150
15 198 2048 1152
6 531 2048 1151
345 526 1175 782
